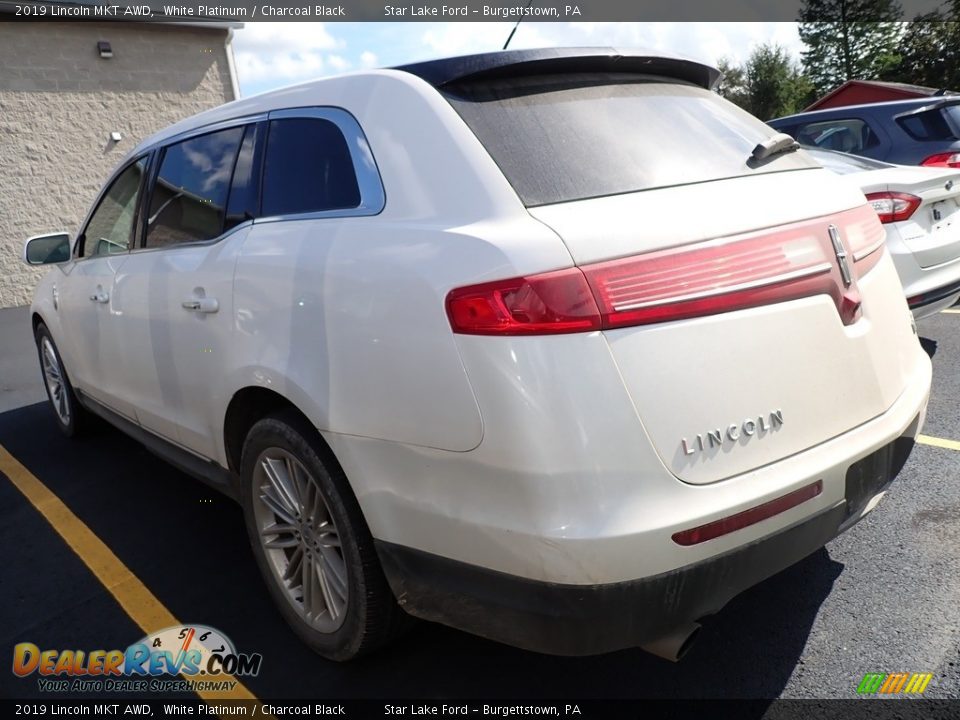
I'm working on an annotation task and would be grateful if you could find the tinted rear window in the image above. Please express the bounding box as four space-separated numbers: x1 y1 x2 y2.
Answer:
443 74 817 207
261 117 360 216
896 105 960 141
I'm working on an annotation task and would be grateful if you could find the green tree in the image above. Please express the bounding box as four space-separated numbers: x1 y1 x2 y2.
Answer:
715 56 748 107
743 44 815 119
885 13 960 89
798 0 904 96
716 46 815 120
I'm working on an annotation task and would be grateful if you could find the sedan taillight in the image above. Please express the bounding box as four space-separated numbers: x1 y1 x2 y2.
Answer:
865 192 921 224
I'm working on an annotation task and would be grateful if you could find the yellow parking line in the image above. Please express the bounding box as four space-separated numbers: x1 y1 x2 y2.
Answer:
917 434 960 452
940 309 960 314
0 442 260 703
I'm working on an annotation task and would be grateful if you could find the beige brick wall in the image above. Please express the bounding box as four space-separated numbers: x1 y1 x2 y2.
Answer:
0 22 236 308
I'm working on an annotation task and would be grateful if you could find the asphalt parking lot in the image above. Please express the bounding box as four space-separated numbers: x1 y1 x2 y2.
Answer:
1 304 959 702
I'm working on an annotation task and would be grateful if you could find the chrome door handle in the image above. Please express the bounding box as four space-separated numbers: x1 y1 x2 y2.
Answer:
89 292 109 303
182 297 219 313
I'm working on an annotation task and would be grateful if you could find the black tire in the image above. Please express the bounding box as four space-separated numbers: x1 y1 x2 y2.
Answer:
34 323 89 438
239 409 406 661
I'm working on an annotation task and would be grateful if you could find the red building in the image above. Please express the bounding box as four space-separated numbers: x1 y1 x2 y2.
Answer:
805 80 956 111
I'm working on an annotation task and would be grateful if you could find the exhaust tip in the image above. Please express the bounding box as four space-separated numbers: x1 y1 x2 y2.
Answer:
640 622 701 662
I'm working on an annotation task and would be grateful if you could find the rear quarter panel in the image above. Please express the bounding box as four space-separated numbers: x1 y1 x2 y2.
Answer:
226 72 576 454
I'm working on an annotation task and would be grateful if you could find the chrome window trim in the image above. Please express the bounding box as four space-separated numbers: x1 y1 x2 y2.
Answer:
155 113 269 150
127 218 254 256
255 106 386 223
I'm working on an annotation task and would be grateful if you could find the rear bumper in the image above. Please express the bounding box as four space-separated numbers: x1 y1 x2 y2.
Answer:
906 277 960 320
378 436 916 656
339 301 930 591
886 225 960 319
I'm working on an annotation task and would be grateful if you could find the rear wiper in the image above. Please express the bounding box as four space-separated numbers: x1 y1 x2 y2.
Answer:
750 133 800 163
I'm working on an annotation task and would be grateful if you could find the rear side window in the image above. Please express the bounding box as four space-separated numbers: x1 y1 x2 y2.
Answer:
145 126 244 248
772 118 880 155
896 107 960 141
261 117 360 216
443 73 818 207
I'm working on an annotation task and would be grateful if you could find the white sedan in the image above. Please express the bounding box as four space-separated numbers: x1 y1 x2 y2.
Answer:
807 147 960 319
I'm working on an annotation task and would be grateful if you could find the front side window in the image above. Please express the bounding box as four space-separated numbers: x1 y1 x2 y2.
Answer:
145 127 244 248
261 117 360 216
81 157 147 258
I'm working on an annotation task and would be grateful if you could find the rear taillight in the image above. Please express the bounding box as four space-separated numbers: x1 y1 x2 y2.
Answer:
921 152 960 168
582 227 841 328
446 205 884 335
445 267 601 335
865 191 921 223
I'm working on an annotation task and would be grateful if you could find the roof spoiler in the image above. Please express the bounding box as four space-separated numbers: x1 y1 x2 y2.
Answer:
895 96 960 119
394 47 721 91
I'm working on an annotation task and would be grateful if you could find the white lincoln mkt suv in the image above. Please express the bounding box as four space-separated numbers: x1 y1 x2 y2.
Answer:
24 49 931 662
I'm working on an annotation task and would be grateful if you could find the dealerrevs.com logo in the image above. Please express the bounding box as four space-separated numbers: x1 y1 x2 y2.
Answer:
12 625 262 693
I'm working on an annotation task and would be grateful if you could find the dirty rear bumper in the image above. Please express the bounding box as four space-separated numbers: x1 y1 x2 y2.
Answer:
376 436 915 656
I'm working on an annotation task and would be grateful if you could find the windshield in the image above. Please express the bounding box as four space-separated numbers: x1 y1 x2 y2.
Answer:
443 73 818 207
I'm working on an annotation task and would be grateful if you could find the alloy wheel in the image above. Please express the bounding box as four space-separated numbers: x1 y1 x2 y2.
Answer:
40 337 70 425
252 447 349 633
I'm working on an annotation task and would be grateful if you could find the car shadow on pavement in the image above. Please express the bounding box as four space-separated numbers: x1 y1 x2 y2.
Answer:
0 402 844 704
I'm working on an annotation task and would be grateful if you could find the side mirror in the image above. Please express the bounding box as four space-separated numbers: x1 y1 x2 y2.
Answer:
24 232 71 266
